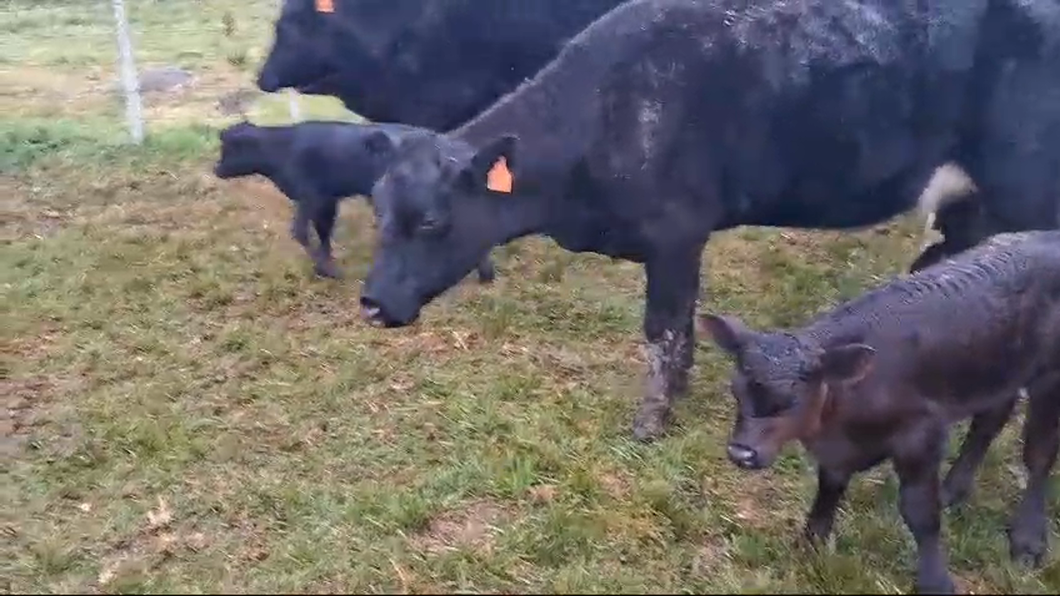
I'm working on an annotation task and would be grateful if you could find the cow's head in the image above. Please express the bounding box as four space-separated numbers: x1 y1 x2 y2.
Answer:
214 121 266 179
359 131 519 327
257 1 338 93
698 314 876 470
257 0 427 95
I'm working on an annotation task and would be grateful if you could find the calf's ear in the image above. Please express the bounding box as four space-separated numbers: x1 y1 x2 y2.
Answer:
820 343 876 385
465 134 518 189
697 314 749 357
362 130 394 157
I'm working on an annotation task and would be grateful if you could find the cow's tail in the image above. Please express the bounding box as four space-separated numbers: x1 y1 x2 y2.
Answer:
915 162 978 250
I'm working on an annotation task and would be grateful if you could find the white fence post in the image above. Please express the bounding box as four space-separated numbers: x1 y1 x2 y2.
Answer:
111 0 144 143
277 0 301 121
287 89 301 121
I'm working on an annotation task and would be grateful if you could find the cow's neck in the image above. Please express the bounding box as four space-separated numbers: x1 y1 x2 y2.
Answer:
452 87 593 245
474 187 559 247
451 46 597 185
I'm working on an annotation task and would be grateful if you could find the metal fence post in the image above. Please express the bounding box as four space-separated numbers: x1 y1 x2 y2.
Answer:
276 0 301 121
287 89 301 121
111 0 144 143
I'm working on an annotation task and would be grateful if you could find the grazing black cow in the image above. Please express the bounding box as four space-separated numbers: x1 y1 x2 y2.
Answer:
212 120 495 282
700 229 1060 593
355 0 1060 442
256 0 625 130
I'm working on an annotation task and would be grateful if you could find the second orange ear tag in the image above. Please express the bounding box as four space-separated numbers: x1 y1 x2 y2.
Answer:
486 157 513 193
315 0 334 13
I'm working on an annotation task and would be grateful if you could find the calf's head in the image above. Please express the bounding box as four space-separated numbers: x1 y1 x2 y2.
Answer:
214 122 266 179
359 132 518 327
698 314 876 470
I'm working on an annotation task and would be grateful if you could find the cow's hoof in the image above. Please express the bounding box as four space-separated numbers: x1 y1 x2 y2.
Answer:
1008 525 1048 568
914 574 956 595
314 261 342 280
632 406 670 443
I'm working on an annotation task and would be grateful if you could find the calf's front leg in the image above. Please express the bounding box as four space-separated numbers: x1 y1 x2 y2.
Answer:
310 199 342 279
474 255 496 284
290 199 313 253
803 467 851 546
894 422 955 594
632 246 701 442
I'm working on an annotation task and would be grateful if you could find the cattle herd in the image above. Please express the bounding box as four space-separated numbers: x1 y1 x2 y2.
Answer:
211 1 1060 593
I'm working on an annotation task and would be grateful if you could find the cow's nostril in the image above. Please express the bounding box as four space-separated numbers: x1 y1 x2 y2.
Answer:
256 71 279 93
359 296 384 325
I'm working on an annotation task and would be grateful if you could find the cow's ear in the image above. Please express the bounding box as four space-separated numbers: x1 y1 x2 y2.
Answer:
465 134 517 193
697 313 751 358
362 130 393 157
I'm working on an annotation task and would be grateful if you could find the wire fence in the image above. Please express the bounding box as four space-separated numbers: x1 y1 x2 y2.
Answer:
3 0 343 144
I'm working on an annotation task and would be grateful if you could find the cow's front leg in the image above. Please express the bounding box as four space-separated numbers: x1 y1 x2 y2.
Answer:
632 246 702 442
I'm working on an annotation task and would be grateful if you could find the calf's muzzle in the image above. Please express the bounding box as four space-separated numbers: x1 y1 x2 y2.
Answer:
727 442 766 470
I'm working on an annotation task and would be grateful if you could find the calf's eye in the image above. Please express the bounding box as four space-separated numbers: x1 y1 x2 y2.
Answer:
417 218 440 235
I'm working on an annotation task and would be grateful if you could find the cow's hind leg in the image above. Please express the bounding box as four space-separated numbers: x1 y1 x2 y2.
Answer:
941 394 1019 508
632 245 702 442
1008 371 1060 567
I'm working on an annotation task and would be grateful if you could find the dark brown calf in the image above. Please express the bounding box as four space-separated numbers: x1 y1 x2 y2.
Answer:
700 230 1060 594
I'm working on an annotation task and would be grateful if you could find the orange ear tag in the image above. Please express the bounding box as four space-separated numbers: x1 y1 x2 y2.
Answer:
315 0 334 13
486 157 513 193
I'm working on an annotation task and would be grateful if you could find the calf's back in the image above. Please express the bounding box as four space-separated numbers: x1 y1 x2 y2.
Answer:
808 230 1060 412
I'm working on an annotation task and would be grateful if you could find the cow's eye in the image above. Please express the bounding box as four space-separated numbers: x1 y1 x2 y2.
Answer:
747 381 790 418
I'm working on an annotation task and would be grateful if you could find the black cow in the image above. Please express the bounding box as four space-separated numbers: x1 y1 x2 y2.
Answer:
256 0 625 130
354 0 1060 443
212 120 496 282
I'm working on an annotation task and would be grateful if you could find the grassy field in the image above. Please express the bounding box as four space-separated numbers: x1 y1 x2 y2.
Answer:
2 1 1057 593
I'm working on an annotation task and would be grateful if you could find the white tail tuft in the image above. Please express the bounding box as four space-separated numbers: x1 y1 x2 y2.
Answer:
915 163 978 250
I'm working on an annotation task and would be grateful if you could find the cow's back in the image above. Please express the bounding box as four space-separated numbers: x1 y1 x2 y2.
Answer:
298 0 625 129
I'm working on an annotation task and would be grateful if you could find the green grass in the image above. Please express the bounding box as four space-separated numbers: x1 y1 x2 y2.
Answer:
2 1 1057 593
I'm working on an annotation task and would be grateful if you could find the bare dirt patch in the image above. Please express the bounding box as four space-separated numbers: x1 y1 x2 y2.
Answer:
410 499 512 556
93 496 217 590
1 375 84 460
598 471 631 499
693 537 732 574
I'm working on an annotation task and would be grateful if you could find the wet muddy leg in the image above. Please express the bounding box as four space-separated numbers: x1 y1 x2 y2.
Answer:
632 246 702 442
